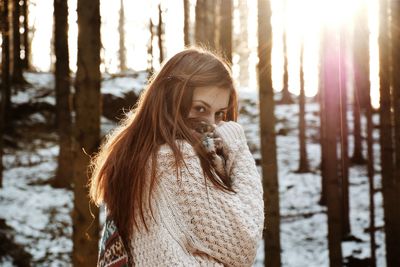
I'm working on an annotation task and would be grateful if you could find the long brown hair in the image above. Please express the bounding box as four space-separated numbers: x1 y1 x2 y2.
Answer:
89 47 238 243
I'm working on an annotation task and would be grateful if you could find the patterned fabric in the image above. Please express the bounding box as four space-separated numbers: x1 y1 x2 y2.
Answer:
98 216 130 267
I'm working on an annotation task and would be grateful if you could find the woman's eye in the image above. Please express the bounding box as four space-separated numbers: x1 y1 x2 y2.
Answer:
215 111 226 119
194 106 206 113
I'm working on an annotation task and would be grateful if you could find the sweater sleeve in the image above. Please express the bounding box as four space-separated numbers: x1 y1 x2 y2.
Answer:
157 122 264 267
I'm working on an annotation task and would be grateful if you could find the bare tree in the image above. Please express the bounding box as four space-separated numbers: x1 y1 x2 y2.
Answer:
21 0 30 69
279 0 293 104
297 41 309 173
147 17 154 75
195 0 217 49
379 0 400 266
11 0 24 84
52 0 72 189
118 0 127 72
158 4 164 64
218 0 232 63
258 0 281 266
236 0 250 88
1 0 11 187
72 0 101 265
183 0 190 46
321 26 343 267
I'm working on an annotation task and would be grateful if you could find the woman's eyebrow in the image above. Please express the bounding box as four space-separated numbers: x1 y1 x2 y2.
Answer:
192 100 229 110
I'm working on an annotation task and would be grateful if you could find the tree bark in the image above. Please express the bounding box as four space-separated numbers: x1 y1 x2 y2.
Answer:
339 27 350 238
195 0 217 49
391 0 400 252
21 0 29 69
297 41 309 173
53 0 72 189
11 0 24 84
258 1 281 266
321 25 343 267
236 0 249 88
158 4 164 64
279 0 293 104
73 0 101 265
147 18 154 75
1 0 11 187
218 0 232 63
118 0 127 72
183 0 190 46
379 0 400 266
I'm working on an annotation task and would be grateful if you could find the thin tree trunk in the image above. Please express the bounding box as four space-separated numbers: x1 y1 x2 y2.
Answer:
321 26 343 267
218 0 232 63
319 75 327 206
11 0 24 84
21 0 29 69
147 18 154 75
118 0 127 72
157 4 164 64
258 1 281 266
339 28 350 238
366 75 377 267
279 0 293 105
351 6 369 165
53 0 72 189
73 0 101 265
237 0 249 88
379 0 400 266
183 0 190 46
297 41 309 173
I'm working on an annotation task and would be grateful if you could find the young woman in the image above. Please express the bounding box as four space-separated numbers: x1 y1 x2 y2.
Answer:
90 47 264 266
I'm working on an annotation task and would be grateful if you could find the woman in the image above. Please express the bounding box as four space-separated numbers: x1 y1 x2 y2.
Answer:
90 47 264 266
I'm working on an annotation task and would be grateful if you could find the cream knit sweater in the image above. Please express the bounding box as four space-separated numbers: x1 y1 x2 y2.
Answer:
130 121 264 266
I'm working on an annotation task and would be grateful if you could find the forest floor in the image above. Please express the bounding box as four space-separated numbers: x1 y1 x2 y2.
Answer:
0 71 386 267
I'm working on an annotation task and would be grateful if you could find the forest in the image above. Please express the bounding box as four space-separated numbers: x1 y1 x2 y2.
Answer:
0 0 399 266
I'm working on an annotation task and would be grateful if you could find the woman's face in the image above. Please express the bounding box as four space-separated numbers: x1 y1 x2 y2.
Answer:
188 86 230 125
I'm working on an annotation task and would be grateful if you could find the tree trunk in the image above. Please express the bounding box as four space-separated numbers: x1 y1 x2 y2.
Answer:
157 4 164 64
319 75 327 206
236 0 249 88
183 0 190 46
53 0 72 189
218 0 232 63
147 18 154 75
297 41 309 173
339 27 350 238
366 69 377 267
11 0 24 84
195 0 216 49
380 0 400 266
279 0 293 105
118 0 127 72
1 0 11 187
321 26 343 267
1 0 11 130
73 0 101 265
21 0 29 69
258 1 281 266
391 0 400 252
351 6 369 165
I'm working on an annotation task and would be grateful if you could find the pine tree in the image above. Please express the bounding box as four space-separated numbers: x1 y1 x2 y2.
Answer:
158 4 164 64
258 0 281 266
21 0 29 69
72 0 101 265
183 0 190 46
195 0 217 49
52 0 72 189
236 0 250 88
279 0 293 104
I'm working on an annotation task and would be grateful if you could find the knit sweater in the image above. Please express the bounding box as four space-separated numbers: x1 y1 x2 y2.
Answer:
130 121 264 266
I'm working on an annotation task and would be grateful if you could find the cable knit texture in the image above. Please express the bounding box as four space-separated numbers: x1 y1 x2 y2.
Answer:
130 121 264 266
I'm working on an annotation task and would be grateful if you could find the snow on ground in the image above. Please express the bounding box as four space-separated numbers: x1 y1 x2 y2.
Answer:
0 72 386 266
